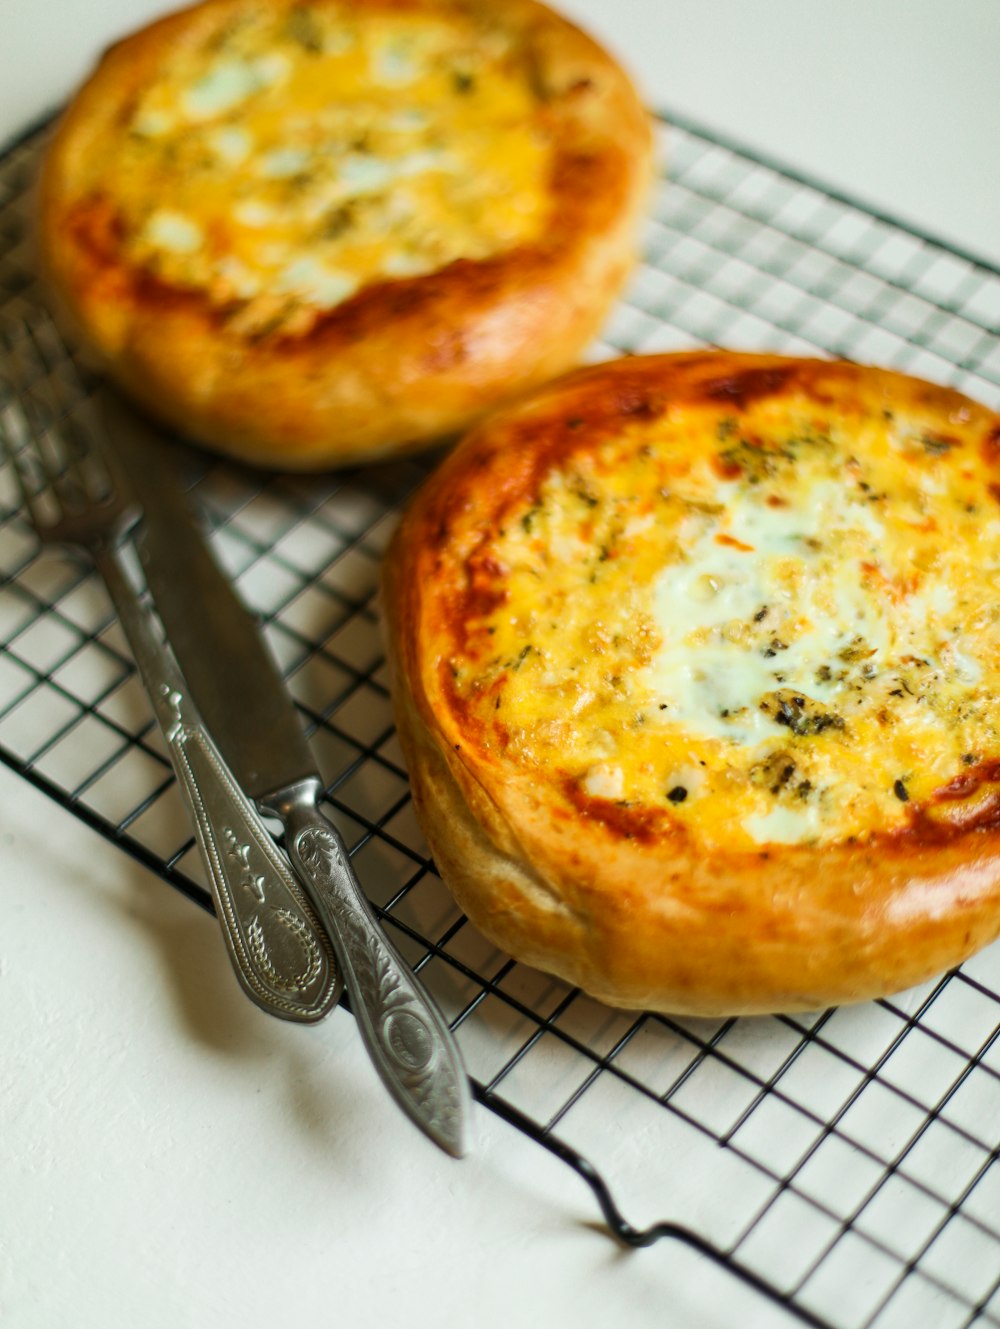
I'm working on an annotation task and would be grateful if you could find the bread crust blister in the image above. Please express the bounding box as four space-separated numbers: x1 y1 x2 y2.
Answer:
37 0 651 469
383 352 1000 1015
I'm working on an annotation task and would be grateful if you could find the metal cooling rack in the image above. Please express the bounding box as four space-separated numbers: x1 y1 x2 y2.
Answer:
2 114 1000 1329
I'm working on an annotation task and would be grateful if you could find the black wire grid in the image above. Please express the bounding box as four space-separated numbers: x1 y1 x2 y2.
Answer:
2 115 1000 1329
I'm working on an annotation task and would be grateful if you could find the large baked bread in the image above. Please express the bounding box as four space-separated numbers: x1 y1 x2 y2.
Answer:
37 0 651 469
382 351 1000 1015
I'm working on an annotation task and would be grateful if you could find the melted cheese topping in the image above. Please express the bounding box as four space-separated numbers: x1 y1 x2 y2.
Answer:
449 397 1000 850
107 4 550 333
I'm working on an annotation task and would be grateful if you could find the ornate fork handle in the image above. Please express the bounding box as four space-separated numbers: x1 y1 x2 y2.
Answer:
94 545 340 1023
265 779 471 1156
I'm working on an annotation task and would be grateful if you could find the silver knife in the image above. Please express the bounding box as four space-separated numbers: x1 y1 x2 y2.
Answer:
100 389 471 1158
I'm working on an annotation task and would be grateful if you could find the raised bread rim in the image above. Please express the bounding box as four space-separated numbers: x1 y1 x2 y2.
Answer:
381 351 1000 1015
37 0 653 469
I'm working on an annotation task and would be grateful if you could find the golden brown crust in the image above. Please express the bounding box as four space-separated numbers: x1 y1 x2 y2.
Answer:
37 0 652 469
381 351 1000 1015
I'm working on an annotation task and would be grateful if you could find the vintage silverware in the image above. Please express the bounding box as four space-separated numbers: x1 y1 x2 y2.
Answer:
1 313 341 1024
100 386 472 1158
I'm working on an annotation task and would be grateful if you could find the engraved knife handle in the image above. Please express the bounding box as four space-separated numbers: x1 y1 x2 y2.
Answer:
94 545 341 1024
268 779 471 1157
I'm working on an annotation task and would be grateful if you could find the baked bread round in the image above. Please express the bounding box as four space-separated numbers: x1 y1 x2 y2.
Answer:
382 351 1000 1015
37 0 651 470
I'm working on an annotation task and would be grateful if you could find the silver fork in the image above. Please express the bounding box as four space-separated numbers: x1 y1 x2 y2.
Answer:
0 313 342 1023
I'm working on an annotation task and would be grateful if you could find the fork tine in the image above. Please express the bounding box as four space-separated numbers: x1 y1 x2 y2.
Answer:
0 371 51 535
4 313 109 518
0 345 61 536
30 314 120 509
18 317 91 512
2 318 73 514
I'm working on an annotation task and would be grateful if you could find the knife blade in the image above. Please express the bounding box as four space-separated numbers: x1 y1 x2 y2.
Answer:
100 389 471 1158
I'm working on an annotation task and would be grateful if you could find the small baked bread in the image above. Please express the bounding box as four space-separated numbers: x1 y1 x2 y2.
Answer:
382 351 1000 1015
37 0 651 469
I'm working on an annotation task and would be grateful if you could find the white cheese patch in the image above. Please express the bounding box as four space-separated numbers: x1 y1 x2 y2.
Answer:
335 150 447 198
183 60 263 118
258 147 311 179
208 126 253 165
339 155 396 195
643 480 892 744
624 513 656 539
373 39 420 85
743 806 822 845
570 687 596 715
182 54 289 120
275 257 358 308
214 256 261 299
979 519 1000 547
667 763 707 796
252 52 291 87
583 764 625 800
143 210 203 254
383 251 432 278
234 200 280 228
132 109 174 138
942 640 983 684
394 149 450 177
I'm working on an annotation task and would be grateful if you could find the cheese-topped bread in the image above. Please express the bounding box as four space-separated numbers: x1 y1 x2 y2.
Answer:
37 0 651 468
383 352 1000 1014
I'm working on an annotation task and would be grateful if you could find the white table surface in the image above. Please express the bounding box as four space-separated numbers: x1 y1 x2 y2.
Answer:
1 5 998 1327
